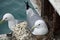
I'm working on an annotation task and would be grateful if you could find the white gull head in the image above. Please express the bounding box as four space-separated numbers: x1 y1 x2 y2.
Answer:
2 13 17 31
2 13 15 21
32 20 48 35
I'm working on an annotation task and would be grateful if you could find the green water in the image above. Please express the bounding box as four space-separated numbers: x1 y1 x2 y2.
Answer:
0 0 30 34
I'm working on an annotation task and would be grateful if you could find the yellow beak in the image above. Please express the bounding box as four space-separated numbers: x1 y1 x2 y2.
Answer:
0 19 4 24
31 26 36 30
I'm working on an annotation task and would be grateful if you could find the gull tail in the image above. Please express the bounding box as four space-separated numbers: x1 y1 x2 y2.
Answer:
24 1 30 10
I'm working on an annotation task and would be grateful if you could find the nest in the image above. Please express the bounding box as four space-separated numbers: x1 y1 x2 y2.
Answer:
12 21 38 40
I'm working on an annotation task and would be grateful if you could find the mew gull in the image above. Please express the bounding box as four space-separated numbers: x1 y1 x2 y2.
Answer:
25 2 48 35
1 13 23 31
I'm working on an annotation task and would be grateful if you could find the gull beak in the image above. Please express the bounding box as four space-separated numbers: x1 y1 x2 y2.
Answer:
31 26 36 30
0 19 4 24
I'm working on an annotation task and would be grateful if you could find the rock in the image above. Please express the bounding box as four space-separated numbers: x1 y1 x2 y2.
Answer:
0 34 11 40
30 0 41 16
12 21 38 40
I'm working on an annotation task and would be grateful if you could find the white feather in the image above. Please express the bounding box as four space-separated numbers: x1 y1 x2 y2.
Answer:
2 13 22 31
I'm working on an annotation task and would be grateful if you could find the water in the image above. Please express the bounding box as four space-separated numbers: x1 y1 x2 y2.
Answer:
0 0 27 34
0 0 35 34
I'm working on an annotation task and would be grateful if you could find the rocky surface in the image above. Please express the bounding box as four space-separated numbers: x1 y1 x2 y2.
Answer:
30 0 41 16
0 34 12 40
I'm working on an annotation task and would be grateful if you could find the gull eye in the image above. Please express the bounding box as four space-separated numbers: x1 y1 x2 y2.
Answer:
5 18 7 19
38 24 40 26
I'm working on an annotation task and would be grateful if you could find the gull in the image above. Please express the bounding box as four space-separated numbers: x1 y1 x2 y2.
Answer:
0 13 23 31
25 1 48 35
